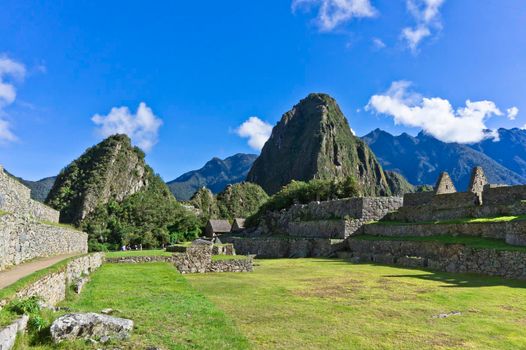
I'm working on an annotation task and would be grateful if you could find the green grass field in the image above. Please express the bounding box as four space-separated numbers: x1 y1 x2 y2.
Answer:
14 263 249 349
12 259 526 349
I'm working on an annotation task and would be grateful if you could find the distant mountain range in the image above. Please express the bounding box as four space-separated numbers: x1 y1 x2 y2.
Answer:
363 128 526 190
7 127 526 203
167 153 258 200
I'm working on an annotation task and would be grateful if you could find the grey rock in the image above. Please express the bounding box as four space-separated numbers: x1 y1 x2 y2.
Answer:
50 313 133 343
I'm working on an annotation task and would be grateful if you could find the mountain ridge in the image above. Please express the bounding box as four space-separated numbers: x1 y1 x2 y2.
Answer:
167 153 258 200
363 128 526 189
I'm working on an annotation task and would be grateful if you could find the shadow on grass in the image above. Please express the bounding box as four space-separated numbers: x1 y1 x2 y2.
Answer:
321 257 526 289
383 271 526 289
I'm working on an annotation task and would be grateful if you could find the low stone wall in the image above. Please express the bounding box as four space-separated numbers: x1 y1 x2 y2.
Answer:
0 253 104 308
224 236 346 258
105 256 173 264
363 221 526 245
0 315 28 350
0 166 59 223
209 259 253 273
347 238 526 280
0 214 88 271
105 244 252 274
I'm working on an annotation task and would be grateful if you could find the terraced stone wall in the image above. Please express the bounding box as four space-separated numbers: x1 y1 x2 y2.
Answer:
0 166 59 223
347 238 526 280
0 214 88 271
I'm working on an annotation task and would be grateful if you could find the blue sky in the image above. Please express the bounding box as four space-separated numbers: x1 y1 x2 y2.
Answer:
0 0 525 180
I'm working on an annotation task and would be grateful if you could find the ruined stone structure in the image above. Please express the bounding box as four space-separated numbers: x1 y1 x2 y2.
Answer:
0 166 89 271
108 242 252 273
468 166 488 195
342 166 526 280
225 196 403 258
434 172 456 194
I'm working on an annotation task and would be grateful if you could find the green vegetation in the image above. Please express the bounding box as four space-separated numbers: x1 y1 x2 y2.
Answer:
247 177 360 226
190 182 268 223
190 187 219 222
374 214 526 226
82 173 201 251
355 235 526 252
45 134 201 251
0 209 9 216
14 263 249 349
105 250 173 258
187 258 526 350
217 183 268 221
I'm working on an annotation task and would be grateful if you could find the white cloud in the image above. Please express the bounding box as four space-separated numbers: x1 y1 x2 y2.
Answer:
507 106 519 120
401 0 445 52
91 102 163 152
292 0 377 32
366 80 505 144
372 37 386 49
236 116 273 151
0 55 26 143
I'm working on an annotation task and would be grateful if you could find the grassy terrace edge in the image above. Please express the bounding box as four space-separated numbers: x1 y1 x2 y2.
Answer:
371 214 526 226
353 235 526 252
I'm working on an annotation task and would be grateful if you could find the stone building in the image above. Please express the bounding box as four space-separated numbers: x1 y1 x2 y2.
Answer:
468 166 488 194
232 218 246 232
434 172 456 194
205 219 232 237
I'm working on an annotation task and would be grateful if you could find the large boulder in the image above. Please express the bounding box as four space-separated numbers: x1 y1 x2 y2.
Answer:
50 313 133 343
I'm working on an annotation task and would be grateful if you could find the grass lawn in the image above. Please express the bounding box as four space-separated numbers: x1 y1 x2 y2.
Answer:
14 263 249 349
105 249 172 258
355 235 526 252
186 259 526 350
211 255 249 261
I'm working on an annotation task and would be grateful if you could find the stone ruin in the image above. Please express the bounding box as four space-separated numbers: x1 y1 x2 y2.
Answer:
0 165 88 271
434 172 456 194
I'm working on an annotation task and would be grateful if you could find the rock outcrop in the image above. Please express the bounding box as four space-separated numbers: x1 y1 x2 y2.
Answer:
247 93 406 195
50 313 133 343
46 134 150 224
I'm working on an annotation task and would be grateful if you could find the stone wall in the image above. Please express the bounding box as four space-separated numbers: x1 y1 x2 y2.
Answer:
347 238 526 280
282 197 403 222
288 220 350 239
224 236 346 258
483 185 526 206
0 166 59 223
256 196 403 239
0 253 104 308
0 214 88 271
363 221 526 245
105 256 174 264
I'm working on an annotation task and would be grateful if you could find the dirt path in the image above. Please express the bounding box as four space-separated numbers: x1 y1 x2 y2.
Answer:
0 253 79 290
